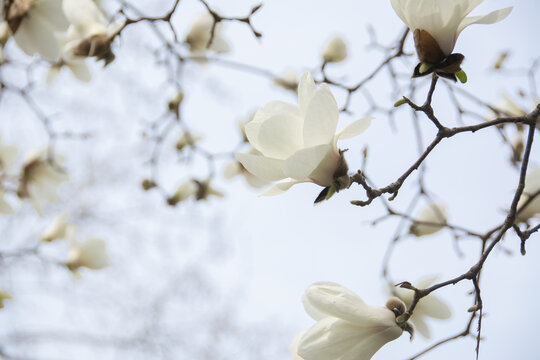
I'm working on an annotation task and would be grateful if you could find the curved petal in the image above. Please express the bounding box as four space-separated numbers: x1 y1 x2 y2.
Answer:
32 0 69 31
235 153 285 181
259 178 309 196
457 7 513 36
418 294 452 319
13 16 61 61
303 84 338 147
251 101 300 125
335 117 372 141
298 72 317 115
68 61 92 82
411 315 431 339
283 144 332 181
251 114 303 159
63 0 107 32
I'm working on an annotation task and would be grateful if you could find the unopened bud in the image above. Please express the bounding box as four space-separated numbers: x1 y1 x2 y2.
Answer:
455 70 467 83
394 98 407 107
467 305 478 312
323 36 347 63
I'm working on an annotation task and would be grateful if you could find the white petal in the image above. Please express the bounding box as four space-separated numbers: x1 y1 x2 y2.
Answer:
250 101 300 126
303 84 338 147
32 0 69 31
298 72 317 115
259 179 308 196
0 192 14 215
63 0 107 33
418 294 452 319
411 316 431 339
283 145 332 181
251 114 304 159
209 35 230 53
235 153 285 181
457 7 513 36
13 15 61 61
335 117 373 141
68 61 92 82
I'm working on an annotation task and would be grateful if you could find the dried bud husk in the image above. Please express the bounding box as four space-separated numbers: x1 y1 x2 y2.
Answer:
74 34 115 65
493 51 509 70
168 91 184 117
141 179 157 191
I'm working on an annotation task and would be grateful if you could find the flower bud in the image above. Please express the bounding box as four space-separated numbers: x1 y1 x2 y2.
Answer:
323 36 347 63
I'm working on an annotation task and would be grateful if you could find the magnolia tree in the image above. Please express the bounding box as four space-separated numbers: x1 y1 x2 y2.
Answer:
0 0 538 359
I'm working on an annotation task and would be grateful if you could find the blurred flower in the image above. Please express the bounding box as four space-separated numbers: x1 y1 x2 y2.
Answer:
62 0 124 65
238 110 256 142
167 180 198 206
6 0 69 61
41 213 70 242
323 36 347 63
0 21 10 47
0 191 14 215
293 282 408 360
0 135 18 174
236 72 371 197
17 149 69 215
389 276 451 339
193 179 224 201
517 166 540 222
0 289 12 308
492 91 528 118
45 58 91 84
409 202 447 237
390 0 511 80
186 13 230 60
273 70 298 92
175 131 201 151
67 230 109 276
224 150 269 189
168 91 185 117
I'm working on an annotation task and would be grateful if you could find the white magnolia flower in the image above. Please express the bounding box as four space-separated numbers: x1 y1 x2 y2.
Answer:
293 282 408 360
236 72 371 197
0 191 14 215
0 289 12 308
390 276 451 339
391 0 512 59
62 0 123 64
67 231 109 275
18 149 69 215
517 166 540 221
224 150 269 189
273 69 298 92
6 0 69 61
0 135 18 174
323 36 347 63
185 14 230 59
409 202 447 237
41 213 70 242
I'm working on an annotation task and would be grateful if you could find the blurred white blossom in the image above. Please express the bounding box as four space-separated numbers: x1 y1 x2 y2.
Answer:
175 131 202 151
186 14 230 60
41 213 71 242
6 0 69 61
18 149 69 215
389 276 451 339
67 230 109 276
517 166 540 221
236 72 371 196
323 36 347 63
0 135 18 174
0 289 12 308
391 0 512 59
293 282 407 360
273 70 298 91
409 202 447 237
0 191 14 215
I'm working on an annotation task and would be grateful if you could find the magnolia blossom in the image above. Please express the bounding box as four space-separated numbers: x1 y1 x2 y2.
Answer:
167 179 223 205
293 282 409 360
185 14 230 59
18 149 69 215
236 72 371 197
516 166 540 221
62 0 123 65
0 135 18 174
6 0 69 61
0 289 12 308
67 231 109 276
273 70 298 92
323 36 347 63
41 213 70 242
175 131 202 151
389 276 451 339
409 202 447 237
391 0 512 58
224 150 269 189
